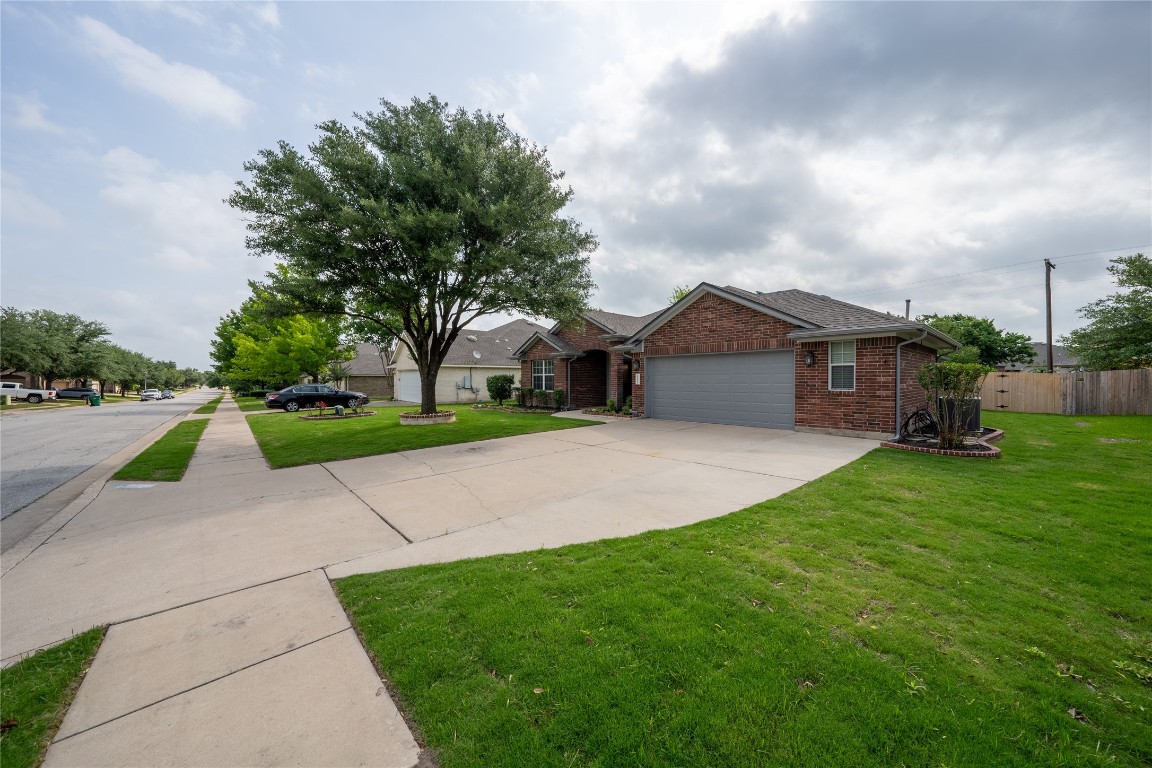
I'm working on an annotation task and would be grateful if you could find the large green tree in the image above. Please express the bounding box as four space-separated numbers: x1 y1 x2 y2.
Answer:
211 290 350 389
0 308 109 385
917 313 1034 368
227 95 597 414
1060 253 1152 370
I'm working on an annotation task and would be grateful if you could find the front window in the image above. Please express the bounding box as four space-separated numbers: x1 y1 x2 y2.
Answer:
532 359 554 391
829 341 855 391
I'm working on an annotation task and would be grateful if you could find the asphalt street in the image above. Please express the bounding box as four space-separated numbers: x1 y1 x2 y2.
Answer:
0 389 219 522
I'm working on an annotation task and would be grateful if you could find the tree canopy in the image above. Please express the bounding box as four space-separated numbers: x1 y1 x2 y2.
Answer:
227 95 597 413
211 289 351 390
917 313 1034 367
1060 253 1152 370
0 308 110 385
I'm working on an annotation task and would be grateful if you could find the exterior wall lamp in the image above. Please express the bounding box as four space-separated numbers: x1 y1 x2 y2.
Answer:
804 350 816 367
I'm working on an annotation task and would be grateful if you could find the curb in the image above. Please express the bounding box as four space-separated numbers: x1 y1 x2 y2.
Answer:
1 402 219 575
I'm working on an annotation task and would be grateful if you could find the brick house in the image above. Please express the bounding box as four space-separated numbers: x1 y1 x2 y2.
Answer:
515 283 958 439
344 343 394 399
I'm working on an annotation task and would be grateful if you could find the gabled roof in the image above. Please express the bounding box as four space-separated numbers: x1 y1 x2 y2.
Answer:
625 283 959 350
513 329 582 359
441 318 545 367
346 343 390 376
582 309 664 337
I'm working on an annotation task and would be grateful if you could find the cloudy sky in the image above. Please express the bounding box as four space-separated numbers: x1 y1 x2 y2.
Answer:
2 1 1149 370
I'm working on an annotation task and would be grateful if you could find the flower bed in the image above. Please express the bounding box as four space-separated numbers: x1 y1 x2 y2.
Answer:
399 410 457 425
298 411 377 421
470 404 556 414
882 427 1004 458
581 407 642 419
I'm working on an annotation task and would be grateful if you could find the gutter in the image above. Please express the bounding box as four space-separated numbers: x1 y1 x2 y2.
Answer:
894 329 929 440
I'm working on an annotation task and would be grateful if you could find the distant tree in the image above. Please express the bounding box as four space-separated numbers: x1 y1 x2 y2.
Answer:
212 290 351 388
917 313 1034 368
0 309 109 385
668 284 692 304
227 95 597 415
1060 253 1152 370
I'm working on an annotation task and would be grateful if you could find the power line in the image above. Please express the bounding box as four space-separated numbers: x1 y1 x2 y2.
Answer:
882 274 1113 307
839 244 1148 299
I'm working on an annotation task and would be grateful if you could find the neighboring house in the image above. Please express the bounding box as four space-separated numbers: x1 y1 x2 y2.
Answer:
515 283 959 439
392 319 545 404
998 341 1079 372
344 343 394 398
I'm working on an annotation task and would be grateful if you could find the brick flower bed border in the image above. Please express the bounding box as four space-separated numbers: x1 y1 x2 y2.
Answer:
581 408 643 419
470 405 556 415
881 427 1004 458
298 411 377 421
399 410 457 425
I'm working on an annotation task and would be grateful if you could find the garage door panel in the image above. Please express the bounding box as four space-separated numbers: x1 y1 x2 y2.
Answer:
647 352 794 429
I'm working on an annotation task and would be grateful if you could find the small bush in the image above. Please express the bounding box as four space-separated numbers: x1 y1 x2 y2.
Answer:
553 389 565 410
607 399 616 413
521 387 536 408
917 362 991 449
487 374 515 405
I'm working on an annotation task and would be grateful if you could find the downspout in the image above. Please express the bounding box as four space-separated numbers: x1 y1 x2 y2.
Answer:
894 330 928 440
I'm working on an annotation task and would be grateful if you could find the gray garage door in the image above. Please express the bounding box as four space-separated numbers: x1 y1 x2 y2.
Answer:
646 351 794 429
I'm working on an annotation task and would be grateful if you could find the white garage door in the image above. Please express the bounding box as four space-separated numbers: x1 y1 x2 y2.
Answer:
646 351 795 429
397 371 421 403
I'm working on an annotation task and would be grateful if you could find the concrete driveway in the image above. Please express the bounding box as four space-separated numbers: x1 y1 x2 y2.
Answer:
0 403 875 766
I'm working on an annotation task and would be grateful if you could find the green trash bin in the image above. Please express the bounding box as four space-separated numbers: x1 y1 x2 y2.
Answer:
88 394 101 406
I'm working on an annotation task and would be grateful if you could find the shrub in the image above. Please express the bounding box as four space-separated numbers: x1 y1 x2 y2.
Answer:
552 389 565 410
607 399 616 413
521 387 536 408
625 395 633 413
917 362 991 449
487 374 515 405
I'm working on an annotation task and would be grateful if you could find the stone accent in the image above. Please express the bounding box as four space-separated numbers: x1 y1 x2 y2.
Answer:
881 427 1004 458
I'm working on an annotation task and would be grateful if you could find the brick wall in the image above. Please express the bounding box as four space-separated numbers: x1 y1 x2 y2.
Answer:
520 338 568 404
794 338 937 435
568 350 608 407
347 375 394 398
554 318 613 352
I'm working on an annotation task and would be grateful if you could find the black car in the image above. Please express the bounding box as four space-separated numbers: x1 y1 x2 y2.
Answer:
264 384 367 412
55 387 100 400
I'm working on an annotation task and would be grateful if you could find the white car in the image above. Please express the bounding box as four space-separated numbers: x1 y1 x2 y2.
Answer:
140 388 162 401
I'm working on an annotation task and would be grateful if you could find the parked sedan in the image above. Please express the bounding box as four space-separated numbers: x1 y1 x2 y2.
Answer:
55 387 100 400
140 388 162 401
265 384 367 413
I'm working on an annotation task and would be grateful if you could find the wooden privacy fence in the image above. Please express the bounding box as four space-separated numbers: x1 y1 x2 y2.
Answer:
980 370 1152 415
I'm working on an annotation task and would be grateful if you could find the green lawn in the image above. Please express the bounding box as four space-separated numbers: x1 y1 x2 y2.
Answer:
336 413 1152 767
246 404 599 468
112 418 209 481
233 396 269 412
0 628 104 768
194 395 224 414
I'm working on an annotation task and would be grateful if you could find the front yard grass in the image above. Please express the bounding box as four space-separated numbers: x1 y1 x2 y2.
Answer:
247 404 600 468
0 628 104 768
112 418 209 481
336 413 1152 767
233 396 269 412
194 395 224 414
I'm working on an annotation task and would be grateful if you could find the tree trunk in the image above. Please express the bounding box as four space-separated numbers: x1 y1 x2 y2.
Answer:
419 365 439 414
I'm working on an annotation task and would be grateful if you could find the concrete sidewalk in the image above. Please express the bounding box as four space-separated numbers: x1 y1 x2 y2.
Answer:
1 399 875 766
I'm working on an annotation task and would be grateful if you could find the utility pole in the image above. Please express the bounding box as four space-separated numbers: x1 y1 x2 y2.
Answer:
1044 259 1056 373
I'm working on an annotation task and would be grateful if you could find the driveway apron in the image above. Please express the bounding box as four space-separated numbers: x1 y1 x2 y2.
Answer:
1 401 875 766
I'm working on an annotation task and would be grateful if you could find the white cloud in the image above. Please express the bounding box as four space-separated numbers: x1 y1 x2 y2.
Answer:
98 146 253 277
1 173 67 230
77 16 252 125
8 94 67 135
250 2 280 29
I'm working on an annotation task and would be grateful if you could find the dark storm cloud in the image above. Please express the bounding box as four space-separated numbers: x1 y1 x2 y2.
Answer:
652 2 1151 147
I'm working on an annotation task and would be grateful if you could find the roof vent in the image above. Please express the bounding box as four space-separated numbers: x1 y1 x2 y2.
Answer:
466 335 478 342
